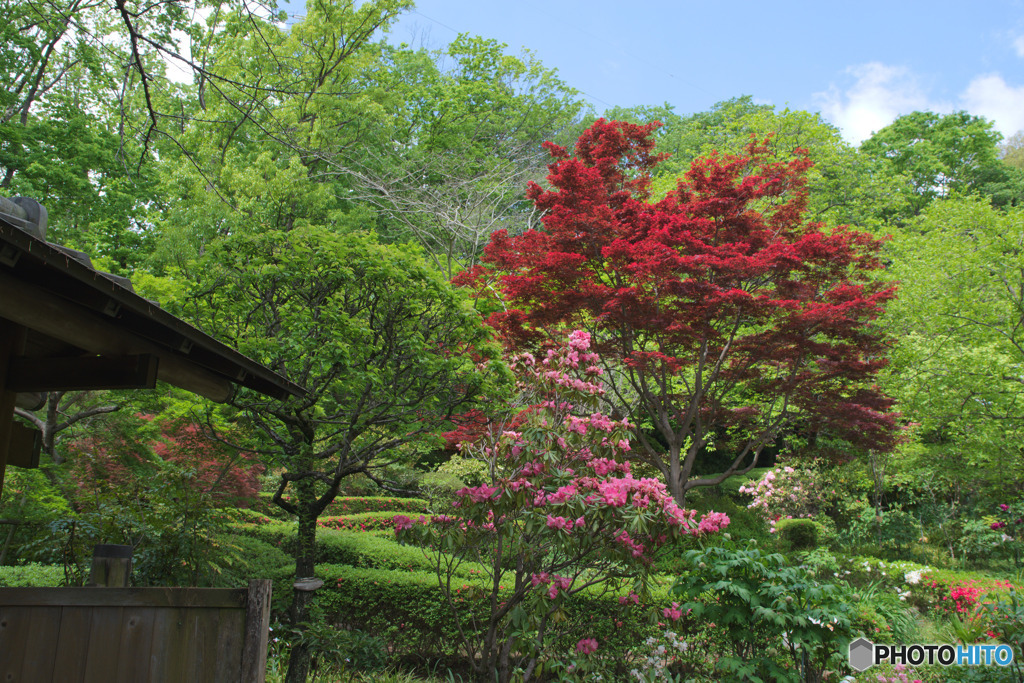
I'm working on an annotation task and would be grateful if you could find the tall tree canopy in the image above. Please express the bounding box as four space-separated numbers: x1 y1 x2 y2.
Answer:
187 224 500 682
461 119 898 503
882 197 1024 495
860 110 1024 214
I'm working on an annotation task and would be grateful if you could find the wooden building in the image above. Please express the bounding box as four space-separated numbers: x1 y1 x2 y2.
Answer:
0 196 305 682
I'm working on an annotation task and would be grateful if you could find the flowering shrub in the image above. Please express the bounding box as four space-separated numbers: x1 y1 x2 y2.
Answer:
738 463 831 531
629 630 691 682
396 331 727 683
317 512 429 533
918 572 1016 616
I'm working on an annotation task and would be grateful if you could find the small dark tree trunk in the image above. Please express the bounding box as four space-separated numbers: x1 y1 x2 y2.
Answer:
284 446 320 683
284 505 317 683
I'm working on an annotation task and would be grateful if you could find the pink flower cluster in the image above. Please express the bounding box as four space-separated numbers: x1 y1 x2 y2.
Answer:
547 514 585 532
738 463 828 523
455 483 501 503
531 572 573 599
662 602 684 621
618 591 640 605
575 637 598 655
697 511 730 534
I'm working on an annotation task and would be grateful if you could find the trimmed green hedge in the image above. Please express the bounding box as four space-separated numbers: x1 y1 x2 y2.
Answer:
317 530 483 578
317 511 430 532
248 494 429 519
325 497 429 516
775 518 825 551
310 563 670 667
0 563 65 587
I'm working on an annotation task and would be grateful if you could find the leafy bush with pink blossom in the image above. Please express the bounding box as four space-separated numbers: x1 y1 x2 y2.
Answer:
738 462 833 532
396 331 728 683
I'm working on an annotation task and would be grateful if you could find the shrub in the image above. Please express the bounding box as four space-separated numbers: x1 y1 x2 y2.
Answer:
0 563 65 587
323 497 429 516
213 534 293 585
311 563 667 671
776 518 825 552
917 570 1017 616
396 332 729 682
316 529 482 578
318 512 432 533
672 539 853 682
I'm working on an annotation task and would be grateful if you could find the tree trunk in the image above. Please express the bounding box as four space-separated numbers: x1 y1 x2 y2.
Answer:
285 454 320 683
284 505 317 683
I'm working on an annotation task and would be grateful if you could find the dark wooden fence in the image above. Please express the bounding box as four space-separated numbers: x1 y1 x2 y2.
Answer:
0 579 272 682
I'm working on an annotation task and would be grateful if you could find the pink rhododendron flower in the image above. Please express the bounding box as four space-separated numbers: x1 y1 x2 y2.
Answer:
393 515 413 531
546 515 573 532
456 484 501 503
663 602 683 621
575 638 598 654
567 330 591 350
697 511 730 534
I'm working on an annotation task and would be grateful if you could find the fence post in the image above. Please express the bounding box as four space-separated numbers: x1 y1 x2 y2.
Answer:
87 544 133 587
240 579 272 683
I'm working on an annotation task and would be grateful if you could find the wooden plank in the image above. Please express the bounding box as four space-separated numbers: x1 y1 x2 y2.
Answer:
190 607 218 682
240 579 273 683
51 606 95 681
159 606 193 682
0 605 33 681
213 607 246 683
7 422 40 469
18 605 62 682
0 586 247 609
146 605 178 681
6 354 158 392
82 606 123 683
115 606 156 683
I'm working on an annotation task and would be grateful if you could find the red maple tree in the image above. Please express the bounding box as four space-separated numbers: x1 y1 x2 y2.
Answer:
457 119 898 503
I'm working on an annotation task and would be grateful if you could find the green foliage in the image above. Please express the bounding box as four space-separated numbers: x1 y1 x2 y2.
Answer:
434 454 488 488
838 504 923 557
607 96 901 231
882 198 1024 498
672 539 853 683
860 110 1009 216
212 533 293 586
0 563 65 587
281 620 392 679
775 518 825 552
324 497 429 516
310 562 665 674
980 588 1024 680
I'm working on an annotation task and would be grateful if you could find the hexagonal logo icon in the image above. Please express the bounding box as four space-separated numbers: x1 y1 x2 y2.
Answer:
849 637 874 672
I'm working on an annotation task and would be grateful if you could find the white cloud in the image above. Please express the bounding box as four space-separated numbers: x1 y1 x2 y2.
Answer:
1015 35 1024 58
814 63 942 144
962 74 1024 137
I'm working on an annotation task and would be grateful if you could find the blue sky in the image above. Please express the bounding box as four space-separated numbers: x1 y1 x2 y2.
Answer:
337 0 1024 144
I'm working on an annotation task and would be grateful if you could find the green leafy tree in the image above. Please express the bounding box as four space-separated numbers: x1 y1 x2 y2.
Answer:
882 197 1024 497
860 111 1022 215
605 97 904 232
187 224 500 682
348 34 586 277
